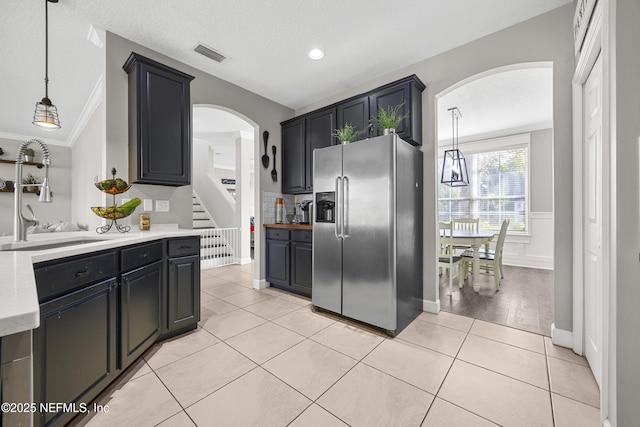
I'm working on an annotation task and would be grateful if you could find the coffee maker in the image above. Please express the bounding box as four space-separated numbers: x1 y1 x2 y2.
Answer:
300 200 313 224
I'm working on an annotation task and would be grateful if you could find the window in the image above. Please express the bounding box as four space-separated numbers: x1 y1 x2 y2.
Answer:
438 134 529 233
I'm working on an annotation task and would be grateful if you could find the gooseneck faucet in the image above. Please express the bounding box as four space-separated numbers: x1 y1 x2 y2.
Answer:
14 139 53 242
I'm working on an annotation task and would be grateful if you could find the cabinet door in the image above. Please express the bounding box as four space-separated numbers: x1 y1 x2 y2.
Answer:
33 278 117 427
266 239 290 287
337 96 370 141
291 242 312 297
120 260 162 368
124 53 195 186
282 118 306 194
369 83 410 139
305 107 336 192
167 255 201 331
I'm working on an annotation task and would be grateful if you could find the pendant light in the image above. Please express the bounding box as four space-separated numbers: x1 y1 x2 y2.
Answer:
32 0 61 130
440 107 469 187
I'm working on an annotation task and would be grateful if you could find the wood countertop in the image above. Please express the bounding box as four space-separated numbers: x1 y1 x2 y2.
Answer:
264 223 312 230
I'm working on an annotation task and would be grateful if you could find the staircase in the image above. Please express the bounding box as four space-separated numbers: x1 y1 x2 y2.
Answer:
192 194 215 229
192 193 238 268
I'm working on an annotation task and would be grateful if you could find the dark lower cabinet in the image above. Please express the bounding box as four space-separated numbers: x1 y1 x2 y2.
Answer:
164 237 201 338
31 236 200 427
291 240 312 296
33 278 118 427
167 255 200 332
266 238 290 287
266 228 312 297
120 260 162 367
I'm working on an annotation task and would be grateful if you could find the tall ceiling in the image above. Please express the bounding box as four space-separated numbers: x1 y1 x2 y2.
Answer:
0 0 570 146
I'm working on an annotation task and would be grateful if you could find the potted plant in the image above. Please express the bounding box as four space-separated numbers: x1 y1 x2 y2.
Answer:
332 123 358 144
23 148 35 162
371 102 407 135
22 173 39 192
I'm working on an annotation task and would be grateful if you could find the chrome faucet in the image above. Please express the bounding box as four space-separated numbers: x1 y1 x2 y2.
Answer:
14 139 52 242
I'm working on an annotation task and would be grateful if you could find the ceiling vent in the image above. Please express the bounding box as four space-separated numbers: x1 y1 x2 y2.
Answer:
194 43 227 63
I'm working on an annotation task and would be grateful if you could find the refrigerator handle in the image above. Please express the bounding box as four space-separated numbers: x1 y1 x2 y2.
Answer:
335 176 342 239
343 176 349 238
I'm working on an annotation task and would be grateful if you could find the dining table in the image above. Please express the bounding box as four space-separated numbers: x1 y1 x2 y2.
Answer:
442 228 496 292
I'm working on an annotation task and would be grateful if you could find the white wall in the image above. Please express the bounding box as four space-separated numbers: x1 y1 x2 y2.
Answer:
0 137 72 236
296 5 574 323
71 102 105 231
193 138 236 228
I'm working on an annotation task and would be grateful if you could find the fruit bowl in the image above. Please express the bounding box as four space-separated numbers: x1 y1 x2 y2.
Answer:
94 178 131 195
91 205 133 220
91 198 142 220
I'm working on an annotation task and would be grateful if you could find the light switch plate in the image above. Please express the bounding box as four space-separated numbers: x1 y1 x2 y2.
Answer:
143 199 153 211
156 200 170 212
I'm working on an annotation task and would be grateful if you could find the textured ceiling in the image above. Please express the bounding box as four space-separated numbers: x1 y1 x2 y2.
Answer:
0 0 570 146
437 67 553 144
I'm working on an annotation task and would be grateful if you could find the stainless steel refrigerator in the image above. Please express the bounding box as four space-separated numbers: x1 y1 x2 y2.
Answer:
312 134 423 335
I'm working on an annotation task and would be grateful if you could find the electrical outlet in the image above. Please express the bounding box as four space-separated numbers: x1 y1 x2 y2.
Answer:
121 198 131 205
143 199 153 212
156 200 170 212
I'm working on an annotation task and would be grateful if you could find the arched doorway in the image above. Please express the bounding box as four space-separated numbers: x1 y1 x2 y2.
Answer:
434 63 555 336
192 105 260 281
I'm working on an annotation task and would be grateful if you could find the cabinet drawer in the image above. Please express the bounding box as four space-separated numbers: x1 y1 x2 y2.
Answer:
34 251 118 303
168 237 200 257
291 230 312 243
266 228 290 241
121 240 163 272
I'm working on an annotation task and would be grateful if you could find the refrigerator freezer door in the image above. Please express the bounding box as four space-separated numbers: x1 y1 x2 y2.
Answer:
312 144 343 314
341 135 396 330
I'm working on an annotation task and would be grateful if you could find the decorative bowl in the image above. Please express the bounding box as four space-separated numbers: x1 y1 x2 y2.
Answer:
94 179 131 195
91 205 133 220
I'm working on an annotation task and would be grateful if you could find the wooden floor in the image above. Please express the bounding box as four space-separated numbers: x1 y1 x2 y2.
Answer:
439 264 554 336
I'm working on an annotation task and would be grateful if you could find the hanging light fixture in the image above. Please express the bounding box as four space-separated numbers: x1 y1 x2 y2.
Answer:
33 0 61 130
440 107 469 186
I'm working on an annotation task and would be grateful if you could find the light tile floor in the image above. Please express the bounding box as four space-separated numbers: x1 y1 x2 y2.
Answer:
72 264 600 427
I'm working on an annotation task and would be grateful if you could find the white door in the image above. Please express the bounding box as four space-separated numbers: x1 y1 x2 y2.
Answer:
583 53 603 388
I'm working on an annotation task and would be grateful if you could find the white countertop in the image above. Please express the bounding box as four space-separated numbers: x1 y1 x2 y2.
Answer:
0 227 201 338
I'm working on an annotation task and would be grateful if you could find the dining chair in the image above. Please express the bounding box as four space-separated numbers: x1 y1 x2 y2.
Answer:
461 219 510 290
439 221 464 295
451 217 479 253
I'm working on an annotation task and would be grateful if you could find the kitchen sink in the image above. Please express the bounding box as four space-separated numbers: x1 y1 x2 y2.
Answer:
0 238 108 251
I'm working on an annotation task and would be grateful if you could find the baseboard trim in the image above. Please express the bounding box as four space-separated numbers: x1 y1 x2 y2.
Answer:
551 323 574 349
253 278 267 290
239 257 253 265
423 299 440 313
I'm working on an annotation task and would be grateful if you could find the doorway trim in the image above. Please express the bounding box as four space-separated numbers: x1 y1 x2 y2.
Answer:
571 1 613 423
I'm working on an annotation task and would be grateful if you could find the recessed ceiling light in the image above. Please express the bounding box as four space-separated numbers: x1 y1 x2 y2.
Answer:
308 48 324 60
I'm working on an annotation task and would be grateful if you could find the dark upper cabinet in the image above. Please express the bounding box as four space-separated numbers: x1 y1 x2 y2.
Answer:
123 52 195 186
282 118 306 194
369 76 425 145
305 108 336 192
281 75 424 194
337 95 370 141
282 107 336 194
